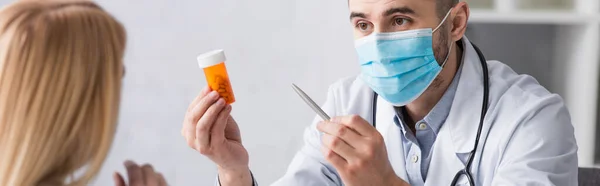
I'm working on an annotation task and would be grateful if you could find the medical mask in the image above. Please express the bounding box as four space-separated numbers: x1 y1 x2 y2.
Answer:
355 10 453 106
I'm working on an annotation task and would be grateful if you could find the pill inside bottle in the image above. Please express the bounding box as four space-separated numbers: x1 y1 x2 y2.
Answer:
197 49 236 104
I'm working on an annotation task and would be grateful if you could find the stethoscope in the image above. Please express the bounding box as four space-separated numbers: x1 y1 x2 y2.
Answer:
370 42 490 186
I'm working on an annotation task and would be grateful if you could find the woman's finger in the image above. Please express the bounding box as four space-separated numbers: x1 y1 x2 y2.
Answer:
113 172 126 186
157 173 168 186
124 160 143 185
142 164 159 186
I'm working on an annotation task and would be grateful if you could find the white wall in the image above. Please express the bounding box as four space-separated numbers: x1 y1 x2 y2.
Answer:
92 0 358 185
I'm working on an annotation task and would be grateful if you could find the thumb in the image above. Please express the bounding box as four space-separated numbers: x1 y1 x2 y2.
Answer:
113 172 126 186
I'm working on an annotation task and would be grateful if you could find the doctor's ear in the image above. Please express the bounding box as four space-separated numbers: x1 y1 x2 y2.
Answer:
450 2 470 42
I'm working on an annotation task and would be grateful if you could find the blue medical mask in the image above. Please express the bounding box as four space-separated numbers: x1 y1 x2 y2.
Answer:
355 10 453 106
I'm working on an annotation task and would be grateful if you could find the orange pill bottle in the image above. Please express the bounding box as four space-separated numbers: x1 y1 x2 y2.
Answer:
197 49 236 104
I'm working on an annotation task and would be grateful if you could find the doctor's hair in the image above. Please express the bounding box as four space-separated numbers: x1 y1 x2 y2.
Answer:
437 0 459 19
0 0 126 185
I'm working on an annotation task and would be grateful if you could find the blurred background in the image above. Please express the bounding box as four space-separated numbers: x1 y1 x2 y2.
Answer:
0 0 598 185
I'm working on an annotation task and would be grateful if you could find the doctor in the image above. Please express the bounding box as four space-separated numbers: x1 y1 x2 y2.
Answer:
181 0 578 185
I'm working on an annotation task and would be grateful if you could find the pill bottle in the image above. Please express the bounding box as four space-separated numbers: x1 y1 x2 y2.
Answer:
197 49 236 104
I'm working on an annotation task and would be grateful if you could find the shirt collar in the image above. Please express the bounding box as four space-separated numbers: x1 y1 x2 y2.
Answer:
396 40 466 135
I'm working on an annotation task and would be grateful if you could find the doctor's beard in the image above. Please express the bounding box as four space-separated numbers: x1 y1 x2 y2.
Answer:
430 22 452 89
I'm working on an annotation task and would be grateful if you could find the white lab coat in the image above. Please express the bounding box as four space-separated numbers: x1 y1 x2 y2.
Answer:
220 37 579 186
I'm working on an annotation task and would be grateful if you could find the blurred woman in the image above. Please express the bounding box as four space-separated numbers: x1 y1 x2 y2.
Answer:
0 0 165 185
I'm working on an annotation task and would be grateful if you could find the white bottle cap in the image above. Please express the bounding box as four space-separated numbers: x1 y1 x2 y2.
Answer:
197 49 226 68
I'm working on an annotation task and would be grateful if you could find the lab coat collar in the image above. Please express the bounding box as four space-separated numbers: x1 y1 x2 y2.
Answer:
446 36 487 153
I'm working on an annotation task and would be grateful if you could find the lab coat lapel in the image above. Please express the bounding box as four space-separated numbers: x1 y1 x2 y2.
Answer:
375 94 408 181
447 37 486 154
426 124 469 185
426 37 486 185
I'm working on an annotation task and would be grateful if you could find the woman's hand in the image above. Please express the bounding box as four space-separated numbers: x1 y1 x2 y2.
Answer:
113 160 168 186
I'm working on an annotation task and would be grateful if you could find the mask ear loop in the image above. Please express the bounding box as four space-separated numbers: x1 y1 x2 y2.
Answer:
433 9 454 68
433 9 453 33
440 41 453 68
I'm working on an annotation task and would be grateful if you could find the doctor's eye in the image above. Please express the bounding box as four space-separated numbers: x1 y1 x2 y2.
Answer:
356 22 372 32
393 17 409 26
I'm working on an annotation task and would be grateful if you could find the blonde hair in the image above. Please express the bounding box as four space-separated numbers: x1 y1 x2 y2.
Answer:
0 0 126 185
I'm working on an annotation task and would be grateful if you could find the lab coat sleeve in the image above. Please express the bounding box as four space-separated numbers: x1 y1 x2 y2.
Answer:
269 85 342 186
491 95 578 186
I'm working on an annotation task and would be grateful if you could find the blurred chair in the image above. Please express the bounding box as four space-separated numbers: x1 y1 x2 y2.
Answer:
579 167 600 186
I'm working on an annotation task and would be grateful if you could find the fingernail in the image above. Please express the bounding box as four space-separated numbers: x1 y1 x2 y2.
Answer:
124 160 134 167
210 91 219 98
218 98 226 105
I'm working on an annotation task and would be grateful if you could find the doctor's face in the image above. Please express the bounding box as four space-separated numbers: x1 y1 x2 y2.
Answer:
348 0 455 65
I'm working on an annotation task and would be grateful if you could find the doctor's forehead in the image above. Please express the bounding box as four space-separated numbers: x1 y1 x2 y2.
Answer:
348 0 437 18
